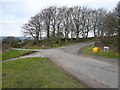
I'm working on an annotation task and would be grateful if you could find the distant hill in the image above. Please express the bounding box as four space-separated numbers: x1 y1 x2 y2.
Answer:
0 36 8 40
0 36 34 40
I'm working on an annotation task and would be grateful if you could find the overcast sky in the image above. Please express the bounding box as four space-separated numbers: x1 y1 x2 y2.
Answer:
0 0 119 36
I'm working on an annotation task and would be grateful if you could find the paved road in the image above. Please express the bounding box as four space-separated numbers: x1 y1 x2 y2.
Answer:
5 42 118 88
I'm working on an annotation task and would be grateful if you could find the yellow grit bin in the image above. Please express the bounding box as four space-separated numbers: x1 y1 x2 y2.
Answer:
92 47 99 53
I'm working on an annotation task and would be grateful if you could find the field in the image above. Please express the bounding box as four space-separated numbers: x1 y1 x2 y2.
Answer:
2 49 34 60
80 45 119 59
2 57 86 88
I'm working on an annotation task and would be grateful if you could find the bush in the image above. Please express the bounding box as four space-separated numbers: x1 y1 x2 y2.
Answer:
2 37 18 45
99 35 118 47
2 37 20 48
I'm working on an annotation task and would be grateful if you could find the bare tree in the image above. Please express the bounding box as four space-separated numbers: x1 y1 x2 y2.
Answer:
72 6 82 40
115 1 120 35
102 12 116 37
22 5 118 44
68 7 75 41
61 7 71 43
49 6 57 39
96 8 107 37
91 9 99 37
41 8 52 40
22 14 43 43
56 7 64 39
80 7 92 39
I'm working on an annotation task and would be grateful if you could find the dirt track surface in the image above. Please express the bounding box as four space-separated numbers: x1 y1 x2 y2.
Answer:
5 42 118 88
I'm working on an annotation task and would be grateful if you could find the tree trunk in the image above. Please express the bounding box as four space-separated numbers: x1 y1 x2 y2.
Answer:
65 37 67 44
35 36 39 43
47 25 50 40
71 31 73 42
65 29 68 44
93 26 96 37
76 31 79 41
57 25 59 39
53 25 56 39
98 29 100 37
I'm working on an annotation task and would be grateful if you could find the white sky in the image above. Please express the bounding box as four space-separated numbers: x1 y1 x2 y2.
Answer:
0 0 119 36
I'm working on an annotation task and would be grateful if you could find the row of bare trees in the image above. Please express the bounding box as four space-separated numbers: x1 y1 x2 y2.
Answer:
22 2 119 43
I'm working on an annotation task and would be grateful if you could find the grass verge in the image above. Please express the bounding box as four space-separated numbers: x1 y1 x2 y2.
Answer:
22 39 94 49
2 57 86 88
22 42 82 49
2 49 34 60
80 45 119 59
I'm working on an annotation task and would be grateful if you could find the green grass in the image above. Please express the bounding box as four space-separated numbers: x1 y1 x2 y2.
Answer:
80 45 119 59
0 58 1 90
2 57 86 88
2 49 33 60
0 53 1 60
